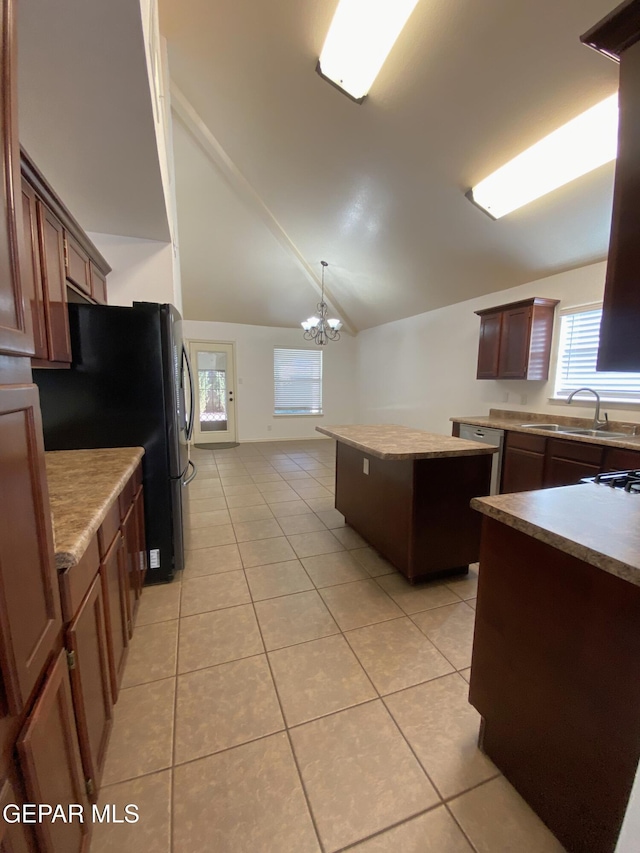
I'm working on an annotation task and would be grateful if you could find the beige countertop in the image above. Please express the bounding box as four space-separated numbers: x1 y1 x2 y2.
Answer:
45 447 144 570
472 484 640 587
316 424 498 460
451 408 640 451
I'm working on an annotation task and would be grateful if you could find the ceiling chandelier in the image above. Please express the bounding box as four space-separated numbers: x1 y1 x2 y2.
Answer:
301 261 342 345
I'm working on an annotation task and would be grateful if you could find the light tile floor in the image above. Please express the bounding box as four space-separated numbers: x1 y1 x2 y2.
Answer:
93 439 566 853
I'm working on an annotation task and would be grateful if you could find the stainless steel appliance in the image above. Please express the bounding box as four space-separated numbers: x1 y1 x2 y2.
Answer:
33 302 196 583
459 424 504 495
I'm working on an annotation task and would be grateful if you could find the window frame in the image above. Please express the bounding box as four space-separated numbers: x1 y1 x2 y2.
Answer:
273 347 324 417
552 302 640 404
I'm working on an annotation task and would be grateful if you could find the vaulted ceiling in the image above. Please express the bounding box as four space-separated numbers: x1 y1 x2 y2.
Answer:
161 0 619 331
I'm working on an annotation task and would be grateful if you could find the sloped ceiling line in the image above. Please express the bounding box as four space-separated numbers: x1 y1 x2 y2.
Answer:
170 82 357 334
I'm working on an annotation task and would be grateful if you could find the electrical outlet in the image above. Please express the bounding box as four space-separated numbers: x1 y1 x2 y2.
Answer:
238 377 243 384
267 425 272 431
521 394 528 405
363 458 370 475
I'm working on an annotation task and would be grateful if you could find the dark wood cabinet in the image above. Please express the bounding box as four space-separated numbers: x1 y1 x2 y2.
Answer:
0 0 32 359
20 181 47 360
500 431 546 493
121 505 138 635
100 534 129 701
544 438 603 488
134 487 147 592
602 446 640 471
89 262 107 305
475 298 559 380
582 3 640 371
17 650 91 853
0 385 62 715
0 775 37 853
64 233 91 297
476 312 502 379
66 577 112 797
36 202 72 364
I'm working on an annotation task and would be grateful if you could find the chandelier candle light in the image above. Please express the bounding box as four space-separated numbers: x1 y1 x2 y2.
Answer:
301 261 342 345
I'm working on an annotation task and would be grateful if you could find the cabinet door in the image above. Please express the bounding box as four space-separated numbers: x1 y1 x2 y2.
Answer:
64 233 91 296
0 776 37 853
134 487 147 592
17 649 91 853
498 307 531 378
0 0 33 357
36 201 72 363
501 447 545 493
100 534 129 700
20 181 47 359
601 447 640 472
122 505 138 633
66 576 112 796
89 262 107 305
545 457 601 488
0 385 62 715
476 312 502 379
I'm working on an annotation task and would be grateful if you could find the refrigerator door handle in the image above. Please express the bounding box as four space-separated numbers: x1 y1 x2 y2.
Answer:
182 344 196 441
182 459 197 486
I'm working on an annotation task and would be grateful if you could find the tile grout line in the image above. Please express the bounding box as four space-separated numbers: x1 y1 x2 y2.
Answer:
169 575 183 853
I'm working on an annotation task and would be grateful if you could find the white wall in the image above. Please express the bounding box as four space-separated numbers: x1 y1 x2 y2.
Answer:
183 320 357 442
87 232 180 309
356 261 640 433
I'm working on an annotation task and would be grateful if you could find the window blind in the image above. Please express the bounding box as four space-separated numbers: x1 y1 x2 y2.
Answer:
274 348 323 415
554 307 640 401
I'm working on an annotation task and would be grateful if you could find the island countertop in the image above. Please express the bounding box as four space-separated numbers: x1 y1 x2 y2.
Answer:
45 447 145 570
315 424 498 460
472 484 640 587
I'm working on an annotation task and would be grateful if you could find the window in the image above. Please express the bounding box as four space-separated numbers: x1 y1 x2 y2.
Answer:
554 304 640 402
274 348 323 415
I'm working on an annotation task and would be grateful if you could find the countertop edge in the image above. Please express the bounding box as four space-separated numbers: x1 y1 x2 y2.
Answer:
48 448 145 570
471 495 640 587
316 426 497 459
451 415 640 451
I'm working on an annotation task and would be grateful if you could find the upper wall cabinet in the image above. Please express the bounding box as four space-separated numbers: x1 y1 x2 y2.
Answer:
475 297 559 380
0 0 33 358
582 0 640 371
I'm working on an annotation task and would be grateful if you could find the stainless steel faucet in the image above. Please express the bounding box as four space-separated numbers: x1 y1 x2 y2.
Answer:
566 387 609 430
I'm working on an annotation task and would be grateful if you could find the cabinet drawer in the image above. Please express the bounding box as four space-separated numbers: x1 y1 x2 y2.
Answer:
64 233 91 295
505 431 546 454
98 502 120 559
59 534 100 624
547 438 603 465
118 474 136 519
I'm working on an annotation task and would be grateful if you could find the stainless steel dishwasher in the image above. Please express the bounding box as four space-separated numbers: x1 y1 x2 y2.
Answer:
459 424 504 495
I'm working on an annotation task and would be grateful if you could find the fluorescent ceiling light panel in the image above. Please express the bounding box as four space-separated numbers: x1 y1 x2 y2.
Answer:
319 0 420 101
468 94 619 219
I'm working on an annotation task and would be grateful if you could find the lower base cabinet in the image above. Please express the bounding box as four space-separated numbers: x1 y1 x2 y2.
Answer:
17 649 91 853
0 775 38 853
66 576 113 798
100 533 129 701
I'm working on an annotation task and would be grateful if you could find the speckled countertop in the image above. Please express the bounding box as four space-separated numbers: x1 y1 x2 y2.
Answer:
451 408 640 450
45 448 144 570
315 424 498 460
472 485 640 587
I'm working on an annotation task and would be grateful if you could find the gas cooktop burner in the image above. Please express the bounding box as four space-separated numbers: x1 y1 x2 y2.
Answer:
591 470 640 492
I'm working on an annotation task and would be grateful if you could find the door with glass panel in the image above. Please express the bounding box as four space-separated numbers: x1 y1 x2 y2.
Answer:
188 341 237 444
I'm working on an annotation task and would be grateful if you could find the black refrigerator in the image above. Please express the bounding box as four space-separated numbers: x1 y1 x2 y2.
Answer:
33 302 196 584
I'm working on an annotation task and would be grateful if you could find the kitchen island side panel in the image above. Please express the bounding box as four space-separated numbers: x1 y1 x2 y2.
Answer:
335 442 413 574
412 453 491 576
334 442 491 581
470 517 640 853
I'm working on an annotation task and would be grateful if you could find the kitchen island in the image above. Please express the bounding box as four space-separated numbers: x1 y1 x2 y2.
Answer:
470 484 640 853
316 424 496 582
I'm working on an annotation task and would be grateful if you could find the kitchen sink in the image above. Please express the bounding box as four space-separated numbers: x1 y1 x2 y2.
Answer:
519 423 562 431
519 424 629 439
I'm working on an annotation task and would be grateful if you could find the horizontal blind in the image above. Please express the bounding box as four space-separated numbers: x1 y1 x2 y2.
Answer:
555 308 640 401
274 348 323 415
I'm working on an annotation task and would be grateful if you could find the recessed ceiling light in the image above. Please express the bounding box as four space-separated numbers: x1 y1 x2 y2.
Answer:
318 0 420 102
466 94 619 219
